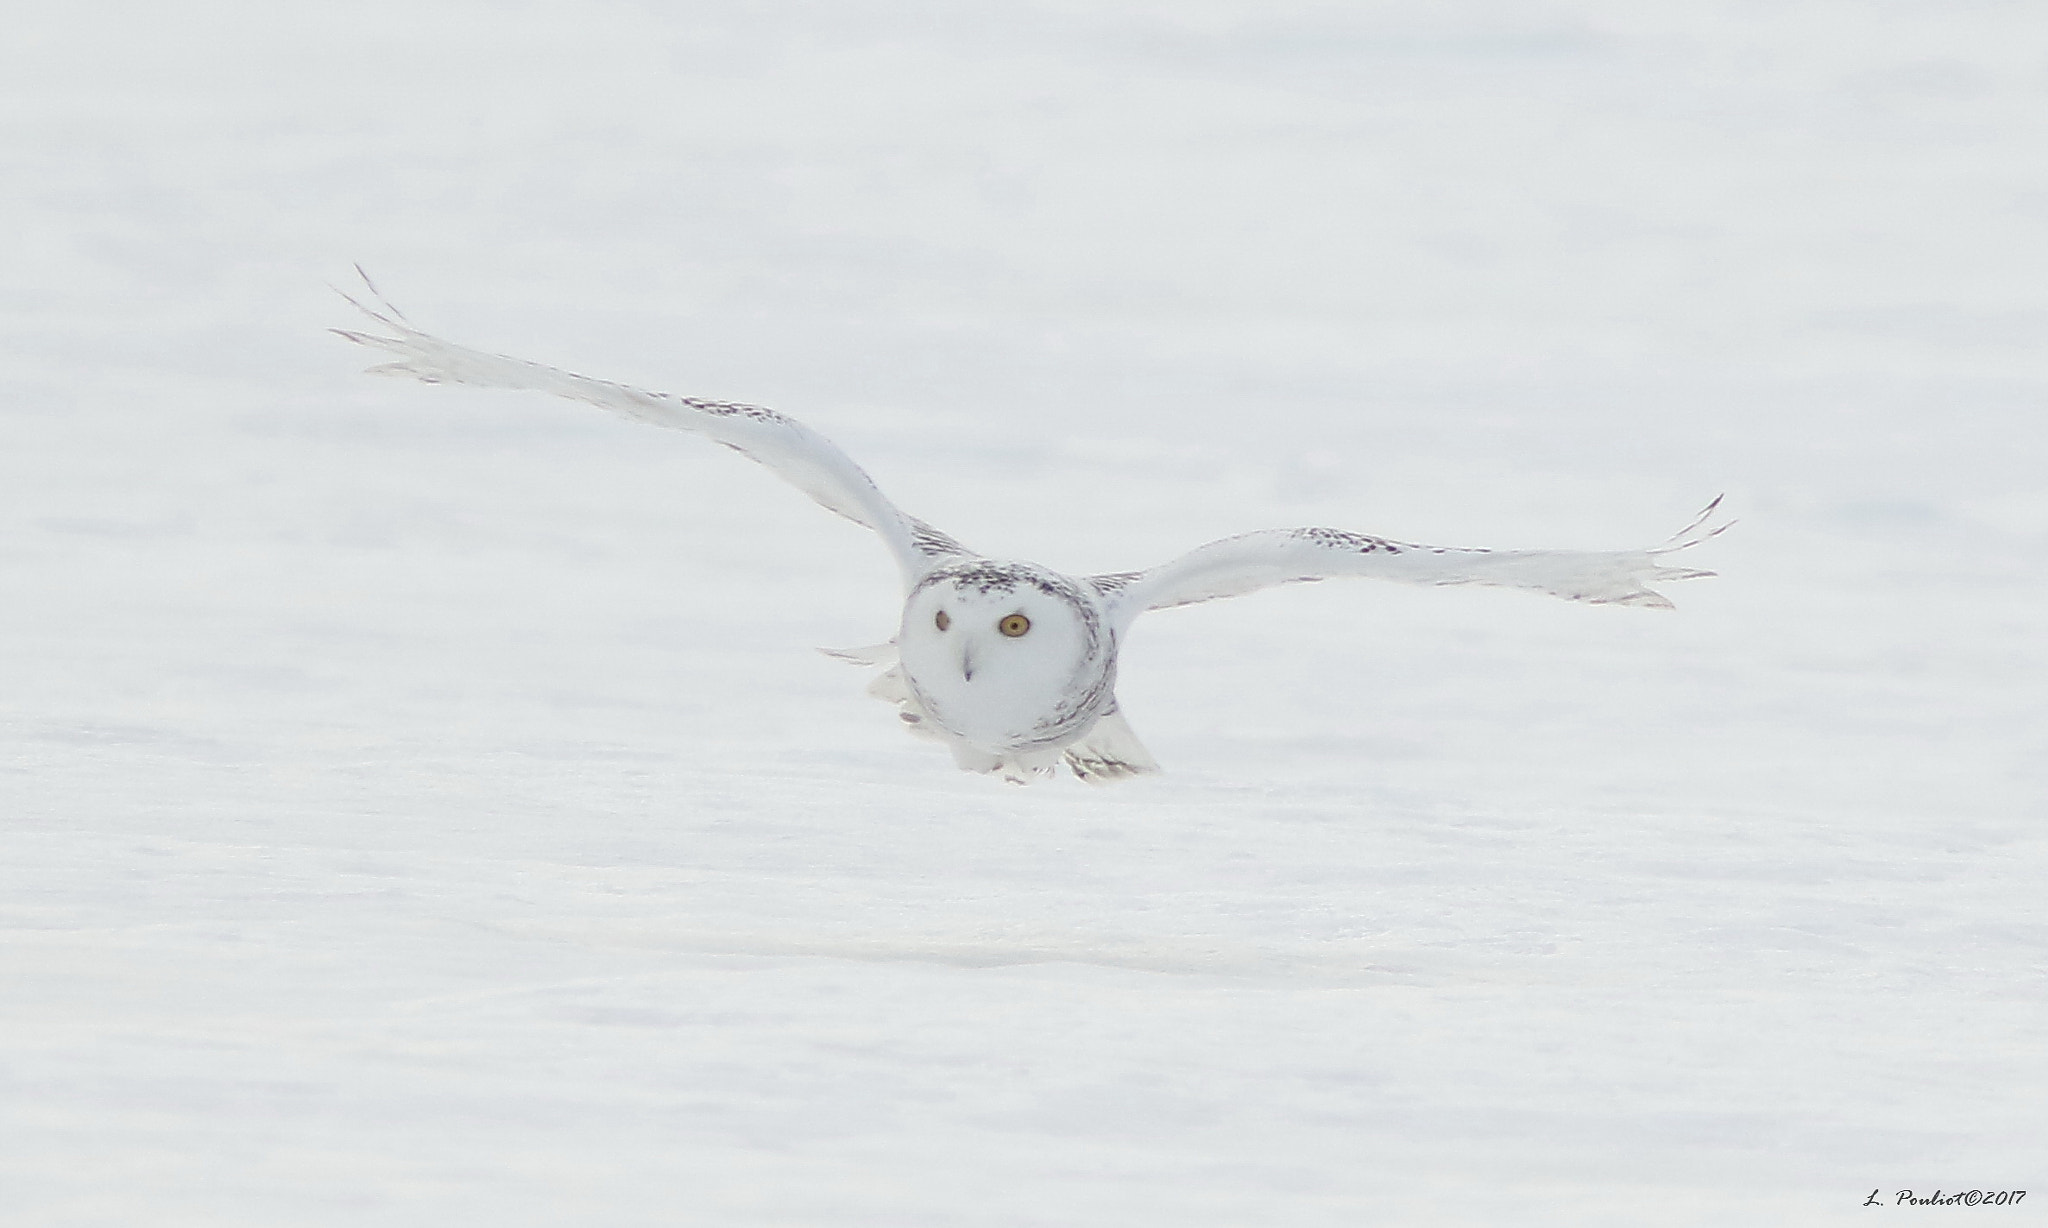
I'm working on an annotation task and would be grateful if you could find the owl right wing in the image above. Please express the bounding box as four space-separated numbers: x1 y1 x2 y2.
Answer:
333 274 973 587
1094 499 1728 628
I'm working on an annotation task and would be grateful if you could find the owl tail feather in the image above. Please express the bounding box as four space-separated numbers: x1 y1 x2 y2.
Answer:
818 640 896 667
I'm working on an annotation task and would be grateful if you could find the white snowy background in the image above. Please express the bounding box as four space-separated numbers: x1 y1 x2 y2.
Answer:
3 1 2043 1224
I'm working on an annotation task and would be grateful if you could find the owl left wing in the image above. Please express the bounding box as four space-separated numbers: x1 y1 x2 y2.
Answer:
1094 500 1727 628
333 275 972 587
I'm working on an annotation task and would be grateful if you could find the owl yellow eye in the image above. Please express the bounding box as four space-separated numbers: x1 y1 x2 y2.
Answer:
934 609 950 631
998 613 1031 637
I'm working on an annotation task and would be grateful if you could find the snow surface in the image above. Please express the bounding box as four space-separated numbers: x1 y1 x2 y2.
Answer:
4 2 2045 1224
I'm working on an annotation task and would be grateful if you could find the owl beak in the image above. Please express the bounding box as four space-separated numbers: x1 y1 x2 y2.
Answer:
960 644 976 682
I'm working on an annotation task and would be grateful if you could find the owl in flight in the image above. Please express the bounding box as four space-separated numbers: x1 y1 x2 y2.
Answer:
336 275 1725 784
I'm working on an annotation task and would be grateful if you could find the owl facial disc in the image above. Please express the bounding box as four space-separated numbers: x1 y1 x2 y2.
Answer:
896 561 1115 755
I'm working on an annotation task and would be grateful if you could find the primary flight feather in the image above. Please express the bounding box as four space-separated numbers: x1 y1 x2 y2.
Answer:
335 274 1725 784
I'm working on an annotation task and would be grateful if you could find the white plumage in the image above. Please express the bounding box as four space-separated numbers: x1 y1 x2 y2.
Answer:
335 274 1727 783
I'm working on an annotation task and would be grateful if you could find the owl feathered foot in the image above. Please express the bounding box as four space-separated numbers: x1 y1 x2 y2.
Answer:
1060 709 1160 784
822 643 1159 784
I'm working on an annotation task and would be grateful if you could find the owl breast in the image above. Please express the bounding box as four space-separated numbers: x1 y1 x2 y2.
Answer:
895 561 1117 754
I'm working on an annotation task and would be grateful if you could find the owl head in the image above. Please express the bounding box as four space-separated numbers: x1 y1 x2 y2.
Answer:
897 561 1114 752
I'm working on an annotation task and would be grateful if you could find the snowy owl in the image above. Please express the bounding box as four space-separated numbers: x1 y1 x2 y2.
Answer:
335 276 1726 784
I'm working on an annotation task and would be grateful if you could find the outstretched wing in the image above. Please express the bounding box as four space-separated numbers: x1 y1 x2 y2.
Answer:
332 272 972 587
1094 499 1728 627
